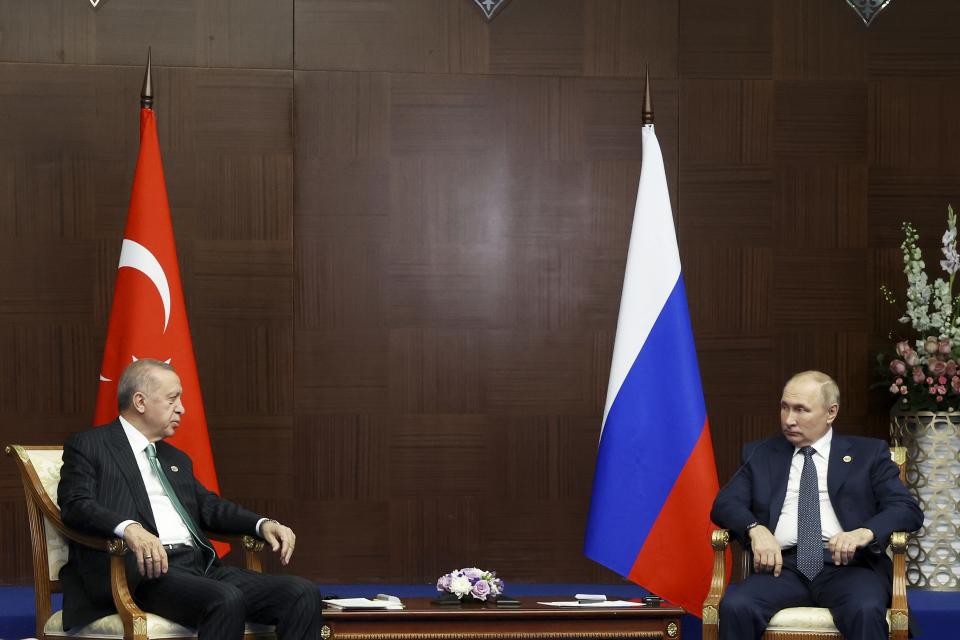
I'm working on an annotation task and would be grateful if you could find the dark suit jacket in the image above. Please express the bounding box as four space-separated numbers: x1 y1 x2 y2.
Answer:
56 420 262 629
711 433 923 585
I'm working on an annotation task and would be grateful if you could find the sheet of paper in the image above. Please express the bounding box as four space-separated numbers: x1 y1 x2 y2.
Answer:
538 600 645 608
323 598 404 610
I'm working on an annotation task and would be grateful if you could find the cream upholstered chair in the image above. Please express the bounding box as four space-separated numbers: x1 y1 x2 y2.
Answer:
702 446 911 640
5 444 276 640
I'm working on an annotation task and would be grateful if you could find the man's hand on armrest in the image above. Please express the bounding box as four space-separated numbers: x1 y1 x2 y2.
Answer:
260 519 296 566
749 525 783 577
122 523 168 579
828 528 874 566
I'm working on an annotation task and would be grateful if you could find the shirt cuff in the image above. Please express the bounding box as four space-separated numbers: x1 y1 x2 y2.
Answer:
114 520 137 538
256 518 270 537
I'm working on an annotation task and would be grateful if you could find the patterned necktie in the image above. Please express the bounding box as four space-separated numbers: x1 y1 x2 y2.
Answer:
145 443 215 574
797 445 823 580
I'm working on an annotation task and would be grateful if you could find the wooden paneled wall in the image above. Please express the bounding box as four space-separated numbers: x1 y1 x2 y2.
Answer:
1 0 958 585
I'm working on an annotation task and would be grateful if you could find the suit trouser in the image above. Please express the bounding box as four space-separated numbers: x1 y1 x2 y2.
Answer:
133 545 322 640
718 549 890 640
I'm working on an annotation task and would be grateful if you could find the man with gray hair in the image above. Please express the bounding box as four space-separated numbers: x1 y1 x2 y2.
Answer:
58 359 321 639
711 370 923 640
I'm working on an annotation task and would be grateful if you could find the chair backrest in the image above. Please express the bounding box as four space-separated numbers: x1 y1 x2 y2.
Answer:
891 445 907 484
5 445 68 630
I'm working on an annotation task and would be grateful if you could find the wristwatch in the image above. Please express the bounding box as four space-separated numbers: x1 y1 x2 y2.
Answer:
745 521 760 536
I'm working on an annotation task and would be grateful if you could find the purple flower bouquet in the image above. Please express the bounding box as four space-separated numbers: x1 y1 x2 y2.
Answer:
436 567 505 601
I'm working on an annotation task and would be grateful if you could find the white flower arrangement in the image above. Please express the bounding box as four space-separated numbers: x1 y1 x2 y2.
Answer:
893 206 960 338
436 567 505 601
879 205 960 410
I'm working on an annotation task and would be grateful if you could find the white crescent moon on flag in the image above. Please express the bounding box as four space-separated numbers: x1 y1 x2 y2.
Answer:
97 243 172 383
117 238 172 333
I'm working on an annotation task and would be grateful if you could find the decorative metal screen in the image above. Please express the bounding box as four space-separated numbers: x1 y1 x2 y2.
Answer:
891 411 960 590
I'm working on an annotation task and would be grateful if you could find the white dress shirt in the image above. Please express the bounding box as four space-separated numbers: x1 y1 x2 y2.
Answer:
112 416 269 543
113 416 195 545
773 428 844 548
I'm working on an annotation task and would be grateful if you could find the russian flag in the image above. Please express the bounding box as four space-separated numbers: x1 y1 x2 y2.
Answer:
585 123 721 617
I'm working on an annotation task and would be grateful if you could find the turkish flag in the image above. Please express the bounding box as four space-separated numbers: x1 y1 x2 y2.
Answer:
95 107 227 555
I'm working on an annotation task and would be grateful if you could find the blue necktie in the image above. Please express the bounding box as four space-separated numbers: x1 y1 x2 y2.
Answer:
146 443 215 574
797 446 823 580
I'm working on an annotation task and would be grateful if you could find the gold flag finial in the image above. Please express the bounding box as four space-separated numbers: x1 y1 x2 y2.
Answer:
140 47 153 110
642 66 654 125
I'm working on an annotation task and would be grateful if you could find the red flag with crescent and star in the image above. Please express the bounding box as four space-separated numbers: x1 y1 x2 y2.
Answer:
95 107 227 555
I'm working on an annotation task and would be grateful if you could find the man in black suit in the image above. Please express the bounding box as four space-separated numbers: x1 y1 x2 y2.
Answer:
711 370 923 640
57 359 321 639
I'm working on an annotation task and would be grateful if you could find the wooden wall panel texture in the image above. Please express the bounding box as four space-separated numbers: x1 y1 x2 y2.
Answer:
2 0 960 591
0 0 293 68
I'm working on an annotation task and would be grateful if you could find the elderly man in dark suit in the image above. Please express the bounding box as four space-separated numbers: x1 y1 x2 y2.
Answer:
57 358 321 639
711 370 923 640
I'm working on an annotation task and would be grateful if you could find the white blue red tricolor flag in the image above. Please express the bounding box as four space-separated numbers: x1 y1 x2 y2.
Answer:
585 124 721 616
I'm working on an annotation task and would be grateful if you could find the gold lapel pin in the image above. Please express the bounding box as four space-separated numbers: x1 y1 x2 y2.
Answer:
170 465 179 472
842 455 852 463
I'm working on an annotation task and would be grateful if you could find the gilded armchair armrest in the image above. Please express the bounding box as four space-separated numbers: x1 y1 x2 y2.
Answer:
53 523 145 640
57 526 127 554
702 529 730 640
206 532 266 573
62 531 147 640
889 532 909 640
109 553 149 640
206 532 266 551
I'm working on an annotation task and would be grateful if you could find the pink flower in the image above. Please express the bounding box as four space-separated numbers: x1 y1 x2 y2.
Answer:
925 337 940 354
937 395 944 402
930 360 947 376
913 367 926 384
952 377 960 393
927 377 935 385
948 360 958 376
929 387 938 395
895 377 904 385
939 376 948 385
940 339 952 354
890 360 907 376
896 340 912 357
889 383 900 394
938 385 947 395
900 386 909 395
906 351 921 366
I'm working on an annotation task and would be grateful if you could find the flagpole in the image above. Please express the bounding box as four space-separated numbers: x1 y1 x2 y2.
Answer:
642 66 653 126
140 47 153 110
585 62 722 616
101 43 230 556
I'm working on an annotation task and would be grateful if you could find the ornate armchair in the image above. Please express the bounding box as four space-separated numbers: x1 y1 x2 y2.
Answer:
702 446 911 640
6 444 276 640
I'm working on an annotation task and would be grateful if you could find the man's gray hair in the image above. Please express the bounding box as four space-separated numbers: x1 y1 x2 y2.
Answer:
117 359 175 412
786 370 840 408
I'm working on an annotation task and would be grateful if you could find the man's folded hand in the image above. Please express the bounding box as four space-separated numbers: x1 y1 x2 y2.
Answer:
828 528 874 565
